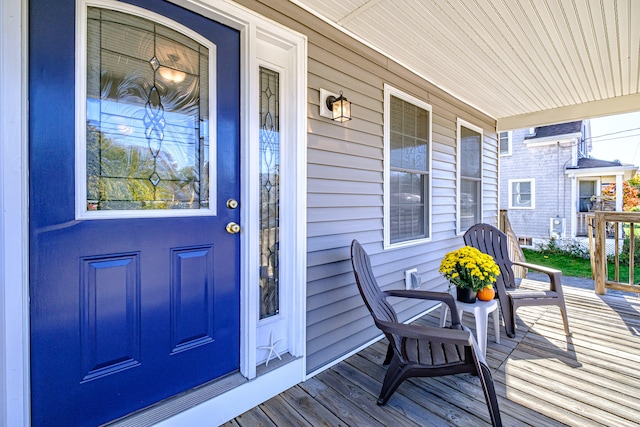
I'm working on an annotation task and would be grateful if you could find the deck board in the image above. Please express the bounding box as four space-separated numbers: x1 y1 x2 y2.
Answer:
226 283 640 426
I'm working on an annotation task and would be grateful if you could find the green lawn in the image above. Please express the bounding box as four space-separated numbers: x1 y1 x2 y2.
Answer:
522 248 640 283
522 249 592 278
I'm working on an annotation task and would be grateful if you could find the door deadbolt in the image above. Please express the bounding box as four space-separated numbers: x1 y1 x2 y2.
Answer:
226 199 239 209
226 222 241 234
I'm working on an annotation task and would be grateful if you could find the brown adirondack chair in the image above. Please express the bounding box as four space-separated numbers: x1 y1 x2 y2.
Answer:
463 223 571 338
350 240 502 426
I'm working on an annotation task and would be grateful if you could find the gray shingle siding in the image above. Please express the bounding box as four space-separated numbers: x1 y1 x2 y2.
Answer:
500 129 575 241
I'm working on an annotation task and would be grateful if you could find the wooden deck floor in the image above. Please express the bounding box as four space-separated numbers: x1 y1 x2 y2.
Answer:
224 282 640 426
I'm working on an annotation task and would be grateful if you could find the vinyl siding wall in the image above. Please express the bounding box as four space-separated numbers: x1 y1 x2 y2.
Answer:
236 0 499 374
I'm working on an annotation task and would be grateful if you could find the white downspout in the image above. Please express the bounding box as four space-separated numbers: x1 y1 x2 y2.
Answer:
569 175 577 238
616 174 623 211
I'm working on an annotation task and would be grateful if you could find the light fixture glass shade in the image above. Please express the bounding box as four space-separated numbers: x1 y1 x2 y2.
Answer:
332 97 351 122
328 92 351 122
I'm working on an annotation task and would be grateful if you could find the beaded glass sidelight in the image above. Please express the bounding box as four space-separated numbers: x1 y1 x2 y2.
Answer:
258 67 280 319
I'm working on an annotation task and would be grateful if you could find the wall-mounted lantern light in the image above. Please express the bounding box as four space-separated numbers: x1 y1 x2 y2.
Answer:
319 88 352 122
327 91 351 122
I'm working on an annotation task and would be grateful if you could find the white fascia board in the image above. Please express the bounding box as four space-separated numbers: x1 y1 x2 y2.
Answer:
497 93 640 131
523 133 581 147
565 165 638 177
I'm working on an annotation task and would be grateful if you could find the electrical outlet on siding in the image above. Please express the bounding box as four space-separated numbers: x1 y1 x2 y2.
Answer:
405 268 420 290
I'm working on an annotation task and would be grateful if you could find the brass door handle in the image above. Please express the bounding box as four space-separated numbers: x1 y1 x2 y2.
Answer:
226 222 241 234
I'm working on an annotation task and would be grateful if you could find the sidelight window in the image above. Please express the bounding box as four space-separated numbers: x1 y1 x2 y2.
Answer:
258 67 280 319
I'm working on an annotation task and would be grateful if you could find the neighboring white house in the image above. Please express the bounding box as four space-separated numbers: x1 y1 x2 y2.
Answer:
499 121 638 246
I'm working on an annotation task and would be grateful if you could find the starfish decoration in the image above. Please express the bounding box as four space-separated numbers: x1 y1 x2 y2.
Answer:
258 331 283 366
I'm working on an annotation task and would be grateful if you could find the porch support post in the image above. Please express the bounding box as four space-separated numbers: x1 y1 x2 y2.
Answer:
615 174 623 212
569 175 577 238
594 212 606 295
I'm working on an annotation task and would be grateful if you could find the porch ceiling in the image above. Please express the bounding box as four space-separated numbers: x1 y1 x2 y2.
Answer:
290 0 640 130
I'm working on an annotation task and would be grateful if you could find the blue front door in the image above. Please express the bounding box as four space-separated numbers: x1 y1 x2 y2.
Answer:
29 1 240 425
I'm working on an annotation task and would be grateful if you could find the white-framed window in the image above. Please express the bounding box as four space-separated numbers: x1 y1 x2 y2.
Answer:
457 119 483 233
383 84 432 248
579 179 597 212
499 131 511 156
509 179 535 209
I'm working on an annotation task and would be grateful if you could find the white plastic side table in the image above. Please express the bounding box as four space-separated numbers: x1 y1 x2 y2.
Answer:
439 298 500 357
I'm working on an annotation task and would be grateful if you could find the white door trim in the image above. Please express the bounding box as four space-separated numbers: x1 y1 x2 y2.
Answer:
1 0 29 424
172 0 308 382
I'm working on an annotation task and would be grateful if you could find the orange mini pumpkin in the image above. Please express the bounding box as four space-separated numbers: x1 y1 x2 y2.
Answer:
477 286 495 301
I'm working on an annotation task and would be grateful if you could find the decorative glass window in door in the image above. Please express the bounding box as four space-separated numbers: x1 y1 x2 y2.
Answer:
85 7 212 212
259 67 280 319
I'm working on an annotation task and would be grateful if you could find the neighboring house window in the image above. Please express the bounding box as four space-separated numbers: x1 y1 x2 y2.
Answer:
518 237 533 246
384 84 432 247
499 131 511 156
457 120 483 233
579 180 596 212
578 137 588 159
509 179 535 209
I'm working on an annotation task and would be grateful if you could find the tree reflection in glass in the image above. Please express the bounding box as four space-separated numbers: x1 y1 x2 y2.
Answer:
86 7 209 210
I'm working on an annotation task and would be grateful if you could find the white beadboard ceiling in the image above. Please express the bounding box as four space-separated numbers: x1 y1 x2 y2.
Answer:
290 0 640 130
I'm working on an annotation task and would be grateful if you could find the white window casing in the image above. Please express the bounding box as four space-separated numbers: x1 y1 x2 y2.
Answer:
508 178 535 209
383 84 432 249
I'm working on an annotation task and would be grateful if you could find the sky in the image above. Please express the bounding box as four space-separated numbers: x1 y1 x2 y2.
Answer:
588 111 640 167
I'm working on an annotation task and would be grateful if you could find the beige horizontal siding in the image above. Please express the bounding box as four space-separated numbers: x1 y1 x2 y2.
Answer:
237 0 498 374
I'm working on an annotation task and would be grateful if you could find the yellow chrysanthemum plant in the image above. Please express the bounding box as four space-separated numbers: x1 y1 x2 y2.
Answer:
438 246 500 292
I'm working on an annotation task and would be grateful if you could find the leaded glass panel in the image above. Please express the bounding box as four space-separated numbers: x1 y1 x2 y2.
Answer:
86 7 210 211
259 67 280 320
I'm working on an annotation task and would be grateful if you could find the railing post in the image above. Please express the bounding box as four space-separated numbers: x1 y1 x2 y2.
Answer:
499 210 507 233
630 223 635 285
594 212 606 295
614 220 620 282
588 214 595 279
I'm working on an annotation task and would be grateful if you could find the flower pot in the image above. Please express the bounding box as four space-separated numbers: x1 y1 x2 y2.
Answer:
456 287 477 304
